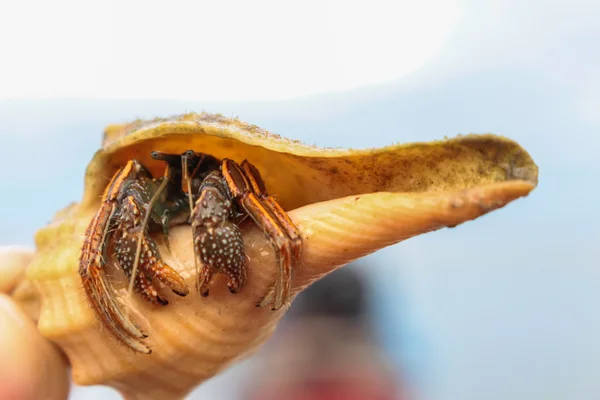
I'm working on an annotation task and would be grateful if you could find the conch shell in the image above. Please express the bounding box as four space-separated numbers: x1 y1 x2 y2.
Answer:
10 118 538 400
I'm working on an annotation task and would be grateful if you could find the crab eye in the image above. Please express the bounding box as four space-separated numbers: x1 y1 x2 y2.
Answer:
133 161 143 172
185 150 195 157
151 151 160 159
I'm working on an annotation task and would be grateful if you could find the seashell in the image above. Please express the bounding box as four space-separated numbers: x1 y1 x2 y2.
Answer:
10 113 538 399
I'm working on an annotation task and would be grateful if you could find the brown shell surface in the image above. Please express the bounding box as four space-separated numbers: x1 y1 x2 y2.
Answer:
19 112 539 399
82 112 537 213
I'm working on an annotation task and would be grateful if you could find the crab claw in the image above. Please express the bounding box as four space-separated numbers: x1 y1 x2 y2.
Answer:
114 195 190 304
190 170 249 297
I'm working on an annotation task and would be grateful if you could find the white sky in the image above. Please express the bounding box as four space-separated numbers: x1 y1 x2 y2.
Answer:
0 0 461 101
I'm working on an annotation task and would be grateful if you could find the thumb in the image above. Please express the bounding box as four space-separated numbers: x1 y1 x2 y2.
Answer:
0 248 71 400
0 246 34 293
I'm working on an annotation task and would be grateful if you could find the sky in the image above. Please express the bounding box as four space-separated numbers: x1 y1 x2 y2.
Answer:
0 0 461 101
1 0 599 399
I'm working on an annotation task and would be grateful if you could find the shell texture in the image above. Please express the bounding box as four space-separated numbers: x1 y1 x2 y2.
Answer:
12 112 538 400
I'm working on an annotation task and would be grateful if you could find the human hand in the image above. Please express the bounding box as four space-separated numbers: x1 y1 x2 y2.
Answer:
0 247 70 400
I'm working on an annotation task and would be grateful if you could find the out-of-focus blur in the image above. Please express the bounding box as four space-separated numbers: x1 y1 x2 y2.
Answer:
1 0 598 399
243 263 407 400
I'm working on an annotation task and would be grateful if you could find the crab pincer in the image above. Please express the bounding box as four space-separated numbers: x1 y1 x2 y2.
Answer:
190 170 248 296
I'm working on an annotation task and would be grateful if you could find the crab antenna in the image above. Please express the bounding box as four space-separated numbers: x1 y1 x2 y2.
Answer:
182 151 200 281
127 166 172 300
182 152 195 215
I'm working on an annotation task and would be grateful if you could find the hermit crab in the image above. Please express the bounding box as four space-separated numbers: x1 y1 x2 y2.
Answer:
79 145 302 354
10 112 538 399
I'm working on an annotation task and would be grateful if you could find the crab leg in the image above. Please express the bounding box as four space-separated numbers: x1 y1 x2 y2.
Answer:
240 160 302 263
79 161 151 354
127 161 175 297
222 159 302 310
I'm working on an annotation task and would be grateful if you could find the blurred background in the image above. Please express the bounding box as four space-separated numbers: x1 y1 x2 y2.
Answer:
1 0 598 399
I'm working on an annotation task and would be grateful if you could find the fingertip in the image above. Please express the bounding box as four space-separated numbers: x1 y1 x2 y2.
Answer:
0 246 35 293
0 295 70 400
